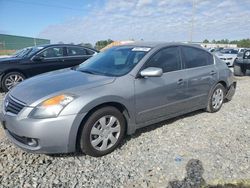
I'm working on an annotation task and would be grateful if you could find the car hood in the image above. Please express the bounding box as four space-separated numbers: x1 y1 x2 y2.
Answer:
0 57 22 63
216 53 237 58
9 69 115 106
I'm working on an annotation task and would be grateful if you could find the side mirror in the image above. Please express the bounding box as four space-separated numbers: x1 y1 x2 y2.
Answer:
140 67 163 78
33 55 44 61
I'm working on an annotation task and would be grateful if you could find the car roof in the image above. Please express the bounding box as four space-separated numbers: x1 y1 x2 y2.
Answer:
35 44 98 52
118 41 204 49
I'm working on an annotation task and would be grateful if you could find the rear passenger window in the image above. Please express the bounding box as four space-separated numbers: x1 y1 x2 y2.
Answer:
67 47 87 56
182 47 211 68
207 53 214 65
146 47 181 73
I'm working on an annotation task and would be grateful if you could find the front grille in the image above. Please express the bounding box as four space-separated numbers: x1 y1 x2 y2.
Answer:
5 95 26 115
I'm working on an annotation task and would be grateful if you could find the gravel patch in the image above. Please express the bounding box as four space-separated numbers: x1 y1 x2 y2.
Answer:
0 77 250 187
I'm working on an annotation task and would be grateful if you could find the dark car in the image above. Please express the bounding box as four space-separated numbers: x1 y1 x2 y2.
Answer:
0 44 98 92
234 49 250 76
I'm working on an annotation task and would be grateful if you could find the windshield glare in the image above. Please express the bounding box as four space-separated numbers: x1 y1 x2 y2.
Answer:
13 46 44 58
77 47 149 76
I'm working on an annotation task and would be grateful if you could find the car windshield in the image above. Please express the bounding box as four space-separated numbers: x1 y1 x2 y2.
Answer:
220 49 238 54
12 46 44 58
77 46 150 76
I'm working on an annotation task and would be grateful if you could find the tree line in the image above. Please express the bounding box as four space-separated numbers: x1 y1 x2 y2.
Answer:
203 39 250 48
58 39 114 50
62 38 250 50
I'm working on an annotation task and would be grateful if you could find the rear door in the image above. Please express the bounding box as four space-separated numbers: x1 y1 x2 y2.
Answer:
64 46 94 67
135 46 189 123
180 46 217 107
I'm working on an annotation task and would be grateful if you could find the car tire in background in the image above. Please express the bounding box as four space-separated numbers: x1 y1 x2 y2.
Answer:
206 83 225 113
233 63 246 76
79 106 126 157
1 72 25 92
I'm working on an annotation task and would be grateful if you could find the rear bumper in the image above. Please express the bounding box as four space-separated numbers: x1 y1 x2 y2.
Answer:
225 82 236 101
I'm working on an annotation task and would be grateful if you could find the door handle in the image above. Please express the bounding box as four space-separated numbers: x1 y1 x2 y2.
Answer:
210 70 217 75
177 79 184 85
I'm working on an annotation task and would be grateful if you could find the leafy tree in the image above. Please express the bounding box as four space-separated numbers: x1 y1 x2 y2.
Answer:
203 39 209 43
95 39 114 50
79 43 93 48
202 38 250 48
237 39 250 47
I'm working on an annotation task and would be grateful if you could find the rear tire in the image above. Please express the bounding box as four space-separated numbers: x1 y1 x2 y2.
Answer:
1 72 25 92
234 64 246 76
79 106 126 157
206 84 225 113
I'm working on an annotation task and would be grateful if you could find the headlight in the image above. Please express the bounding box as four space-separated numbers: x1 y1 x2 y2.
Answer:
30 94 75 118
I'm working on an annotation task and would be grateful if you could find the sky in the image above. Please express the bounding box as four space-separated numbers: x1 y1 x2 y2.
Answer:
0 0 250 45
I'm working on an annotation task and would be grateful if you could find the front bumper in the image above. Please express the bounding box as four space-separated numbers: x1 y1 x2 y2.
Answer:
0 111 84 154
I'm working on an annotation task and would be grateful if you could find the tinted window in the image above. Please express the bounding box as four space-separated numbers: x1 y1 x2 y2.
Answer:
14 46 44 58
146 47 181 73
113 50 128 65
207 53 214 65
78 47 148 76
67 47 87 56
182 47 209 68
40 47 63 58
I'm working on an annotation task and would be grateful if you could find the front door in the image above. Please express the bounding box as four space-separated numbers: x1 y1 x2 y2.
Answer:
28 46 66 76
135 46 188 123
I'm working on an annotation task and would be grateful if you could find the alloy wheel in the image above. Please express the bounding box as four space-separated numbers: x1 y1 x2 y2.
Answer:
4 74 24 90
212 88 224 110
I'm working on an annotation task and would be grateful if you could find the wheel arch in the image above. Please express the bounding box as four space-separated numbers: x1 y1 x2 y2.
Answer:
1 69 27 78
74 101 131 152
217 80 228 90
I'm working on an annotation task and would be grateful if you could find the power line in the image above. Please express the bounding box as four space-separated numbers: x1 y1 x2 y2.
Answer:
5 0 88 12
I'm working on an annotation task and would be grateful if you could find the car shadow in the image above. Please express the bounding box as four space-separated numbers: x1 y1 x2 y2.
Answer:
49 109 204 158
121 109 204 147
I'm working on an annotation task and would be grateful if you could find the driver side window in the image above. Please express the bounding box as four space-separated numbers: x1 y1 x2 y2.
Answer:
146 47 181 73
39 47 64 58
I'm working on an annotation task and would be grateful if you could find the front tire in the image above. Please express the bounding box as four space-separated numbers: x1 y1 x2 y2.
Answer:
234 63 246 76
206 84 225 113
79 107 126 157
1 72 25 92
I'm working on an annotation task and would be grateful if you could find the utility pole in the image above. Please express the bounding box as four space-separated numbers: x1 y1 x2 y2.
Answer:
190 0 196 42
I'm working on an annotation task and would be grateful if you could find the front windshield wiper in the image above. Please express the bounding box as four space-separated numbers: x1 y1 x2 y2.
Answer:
78 69 97 75
78 69 114 76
